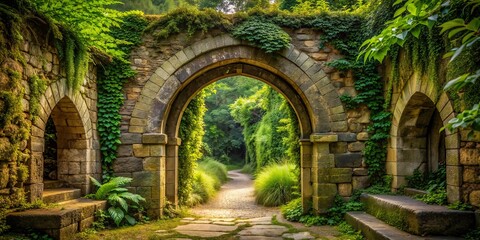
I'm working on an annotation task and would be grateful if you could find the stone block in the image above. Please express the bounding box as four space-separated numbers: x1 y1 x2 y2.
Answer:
113 157 143 173
68 162 81 175
142 133 167 144
131 171 158 187
329 168 353 183
313 195 335 213
330 142 347 153
446 149 460 166
352 176 370 190
338 183 353 197
335 153 362 168
143 157 162 171
120 133 142 144
353 168 368 176
310 134 338 143
337 133 357 142
446 166 462 186
348 142 365 152
463 167 479 183
471 191 480 207
314 154 335 168
460 148 480 165
117 145 133 157
314 183 337 197
133 144 149 157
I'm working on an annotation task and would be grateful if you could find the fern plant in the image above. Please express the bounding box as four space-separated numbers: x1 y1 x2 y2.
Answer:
87 176 145 226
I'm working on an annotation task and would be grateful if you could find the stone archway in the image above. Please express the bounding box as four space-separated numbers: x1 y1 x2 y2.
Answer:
126 34 351 217
388 77 460 203
27 79 97 200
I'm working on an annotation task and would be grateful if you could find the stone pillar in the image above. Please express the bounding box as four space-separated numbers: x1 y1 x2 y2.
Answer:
166 137 181 207
310 133 338 213
140 133 167 218
300 139 313 213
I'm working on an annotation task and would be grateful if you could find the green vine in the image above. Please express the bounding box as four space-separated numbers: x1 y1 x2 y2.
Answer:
28 75 47 119
232 18 291 53
98 14 147 180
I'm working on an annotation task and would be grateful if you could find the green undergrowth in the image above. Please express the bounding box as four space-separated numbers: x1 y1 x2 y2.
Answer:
187 158 228 206
281 178 392 227
406 165 447 206
254 163 299 207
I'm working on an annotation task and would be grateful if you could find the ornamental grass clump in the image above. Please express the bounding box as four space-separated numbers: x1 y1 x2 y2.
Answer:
254 163 298 206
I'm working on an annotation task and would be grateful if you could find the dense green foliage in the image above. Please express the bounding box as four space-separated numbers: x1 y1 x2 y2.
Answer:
188 158 228 206
178 91 208 205
230 85 300 172
281 195 364 225
203 77 263 164
232 18 291 53
406 165 448 205
87 177 146 226
98 14 147 180
254 163 298 206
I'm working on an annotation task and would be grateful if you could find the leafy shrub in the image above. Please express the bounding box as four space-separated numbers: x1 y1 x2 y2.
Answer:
254 163 298 206
281 198 304 222
448 201 474 211
232 18 291 53
87 177 145 227
337 222 364 240
0 208 10 234
415 189 447 205
465 228 480 240
241 163 255 174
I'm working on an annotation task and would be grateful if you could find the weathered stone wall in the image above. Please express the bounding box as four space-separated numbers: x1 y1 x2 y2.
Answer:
117 27 372 216
385 54 480 206
0 25 100 202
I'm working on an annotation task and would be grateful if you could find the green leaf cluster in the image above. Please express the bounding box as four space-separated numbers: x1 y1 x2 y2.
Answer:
232 18 291 53
88 176 146 226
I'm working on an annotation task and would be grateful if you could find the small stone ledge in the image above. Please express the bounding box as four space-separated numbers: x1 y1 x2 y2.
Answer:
142 133 167 144
310 134 338 143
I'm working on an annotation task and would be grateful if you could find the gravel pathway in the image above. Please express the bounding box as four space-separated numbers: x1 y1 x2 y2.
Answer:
190 169 280 218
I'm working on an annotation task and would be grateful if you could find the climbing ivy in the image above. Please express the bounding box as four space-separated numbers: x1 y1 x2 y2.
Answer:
98 14 147 180
178 91 208 205
232 18 291 53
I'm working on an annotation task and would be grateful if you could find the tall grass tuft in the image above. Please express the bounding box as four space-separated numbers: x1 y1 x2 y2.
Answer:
186 158 228 206
198 157 228 187
254 163 298 206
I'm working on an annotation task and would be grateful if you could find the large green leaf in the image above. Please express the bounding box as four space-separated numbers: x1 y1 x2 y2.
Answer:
108 206 125 226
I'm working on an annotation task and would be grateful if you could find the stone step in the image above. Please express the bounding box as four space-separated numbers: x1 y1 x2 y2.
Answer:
345 211 463 240
7 198 107 240
403 188 427 197
42 188 81 204
361 194 475 236
43 180 67 189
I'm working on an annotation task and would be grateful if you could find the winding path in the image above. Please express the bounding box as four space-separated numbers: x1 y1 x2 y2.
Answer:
189 169 280 218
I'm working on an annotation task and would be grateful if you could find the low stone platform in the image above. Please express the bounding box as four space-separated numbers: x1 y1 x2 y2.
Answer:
361 194 475 236
42 188 81 204
7 198 106 239
346 212 463 240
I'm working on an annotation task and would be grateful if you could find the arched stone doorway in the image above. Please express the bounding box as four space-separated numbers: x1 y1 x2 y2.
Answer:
27 80 99 200
127 34 352 217
388 77 460 203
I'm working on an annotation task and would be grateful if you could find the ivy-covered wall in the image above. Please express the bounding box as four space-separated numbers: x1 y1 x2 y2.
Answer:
0 17 100 207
